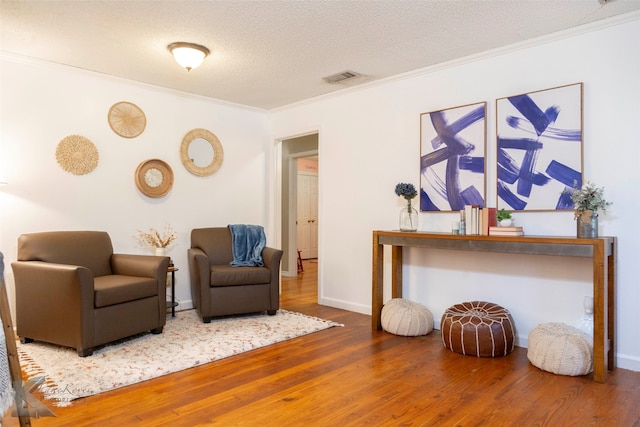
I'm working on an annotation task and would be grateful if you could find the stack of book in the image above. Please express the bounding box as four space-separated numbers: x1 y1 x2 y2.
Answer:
489 226 524 236
462 206 497 235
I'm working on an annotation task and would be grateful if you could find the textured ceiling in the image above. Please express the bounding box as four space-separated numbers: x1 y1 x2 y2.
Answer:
2 0 640 110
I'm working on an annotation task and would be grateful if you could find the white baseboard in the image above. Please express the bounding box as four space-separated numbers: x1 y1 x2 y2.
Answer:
171 299 194 312
281 269 297 278
614 353 640 372
318 297 370 315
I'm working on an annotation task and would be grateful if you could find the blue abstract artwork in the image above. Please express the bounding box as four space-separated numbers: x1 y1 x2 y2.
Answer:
420 102 487 211
496 83 583 211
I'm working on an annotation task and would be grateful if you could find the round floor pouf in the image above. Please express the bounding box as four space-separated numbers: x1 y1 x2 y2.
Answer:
527 322 593 376
381 298 434 336
441 301 515 357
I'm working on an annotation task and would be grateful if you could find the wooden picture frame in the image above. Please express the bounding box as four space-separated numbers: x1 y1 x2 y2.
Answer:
420 102 487 211
496 83 583 211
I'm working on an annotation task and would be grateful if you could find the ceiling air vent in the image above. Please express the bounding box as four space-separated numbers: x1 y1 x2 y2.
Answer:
323 70 361 84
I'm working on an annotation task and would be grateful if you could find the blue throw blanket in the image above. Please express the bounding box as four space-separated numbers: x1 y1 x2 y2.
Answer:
228 224 266 267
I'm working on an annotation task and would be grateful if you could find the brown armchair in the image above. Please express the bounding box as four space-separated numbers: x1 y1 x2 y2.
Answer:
11 231 169 357
188 227 283 323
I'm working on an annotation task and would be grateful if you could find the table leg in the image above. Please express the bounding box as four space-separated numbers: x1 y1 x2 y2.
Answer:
592 240 607 383
372 232 384 330
608 238 617 370
171 270 176 317
391 245 403 299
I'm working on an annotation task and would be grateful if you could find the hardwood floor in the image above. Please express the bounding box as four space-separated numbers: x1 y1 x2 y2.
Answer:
4 259 640 426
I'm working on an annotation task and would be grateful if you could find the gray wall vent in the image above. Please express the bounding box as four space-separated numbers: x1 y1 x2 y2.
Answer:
323 70 361 84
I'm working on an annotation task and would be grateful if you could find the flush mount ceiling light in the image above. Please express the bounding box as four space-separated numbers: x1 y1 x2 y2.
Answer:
168 42 210 71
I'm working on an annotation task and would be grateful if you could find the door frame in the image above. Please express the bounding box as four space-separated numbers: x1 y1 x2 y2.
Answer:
274 130 319 278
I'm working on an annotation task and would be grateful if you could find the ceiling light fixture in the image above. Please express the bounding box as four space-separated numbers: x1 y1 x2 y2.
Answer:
168 42 210 72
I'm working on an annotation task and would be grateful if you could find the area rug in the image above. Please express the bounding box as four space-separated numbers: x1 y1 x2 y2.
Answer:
16 309 342 406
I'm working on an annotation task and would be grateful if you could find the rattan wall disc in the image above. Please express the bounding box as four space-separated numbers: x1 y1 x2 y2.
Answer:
56 135 99 175
180 128 224 177
135 159 174 198
108 101 146 138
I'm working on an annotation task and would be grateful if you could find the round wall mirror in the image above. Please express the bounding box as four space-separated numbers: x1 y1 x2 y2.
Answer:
180 128 224 176
188 138 215 167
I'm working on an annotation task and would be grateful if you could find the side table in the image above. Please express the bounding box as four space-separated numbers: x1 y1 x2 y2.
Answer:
167 266 178 317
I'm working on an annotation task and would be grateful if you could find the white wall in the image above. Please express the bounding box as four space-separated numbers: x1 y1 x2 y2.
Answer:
0 54 272 310
271 16 640 370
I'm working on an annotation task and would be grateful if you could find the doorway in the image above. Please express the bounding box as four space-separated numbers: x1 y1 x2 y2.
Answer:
296 158 318 260
280 133 318 277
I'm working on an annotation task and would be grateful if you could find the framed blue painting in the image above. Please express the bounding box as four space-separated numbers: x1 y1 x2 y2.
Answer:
420 102 487 212
496 83 583 211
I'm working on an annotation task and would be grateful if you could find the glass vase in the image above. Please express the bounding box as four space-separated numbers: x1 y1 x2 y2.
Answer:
577 210 598 238
399 199 418 232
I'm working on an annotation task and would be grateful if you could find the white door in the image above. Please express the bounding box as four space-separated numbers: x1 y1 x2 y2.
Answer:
296 172 318 259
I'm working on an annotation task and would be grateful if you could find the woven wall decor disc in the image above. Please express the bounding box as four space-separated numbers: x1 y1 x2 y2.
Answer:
135 159 174 198
108 101 146 138
180 128 224 177
56 135 99 175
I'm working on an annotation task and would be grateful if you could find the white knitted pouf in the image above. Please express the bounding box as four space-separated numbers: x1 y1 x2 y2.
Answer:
381 298 434 336
528 322 593 376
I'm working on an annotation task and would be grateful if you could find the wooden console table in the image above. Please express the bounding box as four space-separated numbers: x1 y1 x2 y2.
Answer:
372 230 616 383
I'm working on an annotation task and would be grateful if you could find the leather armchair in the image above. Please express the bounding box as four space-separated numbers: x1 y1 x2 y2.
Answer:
12 231 169 356
188 227 283 323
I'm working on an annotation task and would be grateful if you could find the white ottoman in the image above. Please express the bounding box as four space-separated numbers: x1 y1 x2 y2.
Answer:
381 298 434 336
528 322 593 376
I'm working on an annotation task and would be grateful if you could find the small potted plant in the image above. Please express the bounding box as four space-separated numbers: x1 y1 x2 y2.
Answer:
565 181 611 238
497 209 513 227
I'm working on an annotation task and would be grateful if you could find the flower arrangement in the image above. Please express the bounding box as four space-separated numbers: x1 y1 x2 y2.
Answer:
136 224 177 248
566 181 611 219
395 183 417 200
395 182 418 231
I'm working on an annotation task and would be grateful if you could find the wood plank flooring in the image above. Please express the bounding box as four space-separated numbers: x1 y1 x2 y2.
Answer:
3 259 640 426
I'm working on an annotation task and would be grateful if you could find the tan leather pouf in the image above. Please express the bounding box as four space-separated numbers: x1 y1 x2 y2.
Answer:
381 298 434 336
441 301 515 357
527 322 593 376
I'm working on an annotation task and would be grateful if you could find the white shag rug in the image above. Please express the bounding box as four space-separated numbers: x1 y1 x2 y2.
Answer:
17 309 342 406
